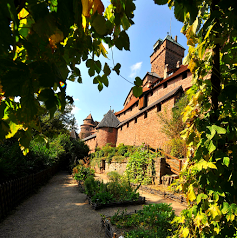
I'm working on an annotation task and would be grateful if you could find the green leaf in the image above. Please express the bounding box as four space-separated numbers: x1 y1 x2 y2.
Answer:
132 86 143 98
153 0 168 5
101 75 109 87
95 60 101 74
121 14 130 30
113 63 121 75
103 63 111 76
92 15 107 35
208 140 216 154
89 67 95 76
212 125 226 135
134 77 143 87
222 202 229 214
98 82 103 91
223 157 230 167
93 76 99 84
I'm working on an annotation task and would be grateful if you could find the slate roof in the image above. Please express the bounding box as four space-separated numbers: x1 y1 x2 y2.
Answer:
147 72 161 78
97 110 120 129
164 35 185 49
70 129 79 140
117 86 184 128
82 133 97 141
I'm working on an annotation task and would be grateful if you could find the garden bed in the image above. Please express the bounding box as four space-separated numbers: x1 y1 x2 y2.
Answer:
101 203 177 238
77 180 85 193
87 196 146 210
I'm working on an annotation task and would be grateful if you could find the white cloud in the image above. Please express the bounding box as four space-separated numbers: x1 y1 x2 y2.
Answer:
74 98 80 101
129 62 142 78
71 106 81 115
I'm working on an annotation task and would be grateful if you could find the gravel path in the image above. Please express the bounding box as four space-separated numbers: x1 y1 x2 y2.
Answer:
0 172 185 238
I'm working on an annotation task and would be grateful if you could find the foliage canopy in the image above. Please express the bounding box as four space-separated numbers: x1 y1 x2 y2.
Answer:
0 0 142 153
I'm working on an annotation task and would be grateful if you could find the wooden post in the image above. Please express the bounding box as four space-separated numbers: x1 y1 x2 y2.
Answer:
179 159 182 171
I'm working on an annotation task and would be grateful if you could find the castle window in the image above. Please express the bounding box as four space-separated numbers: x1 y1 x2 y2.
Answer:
130 107 132 112
182 71 187 79
163 82 167 88
134 118 137 123
108 128 113 133
124 111 126 115
150 91 153 96
157 104 161 112
135 102 138 107
127 122 129 128
120 126 122 131
144 111 147 119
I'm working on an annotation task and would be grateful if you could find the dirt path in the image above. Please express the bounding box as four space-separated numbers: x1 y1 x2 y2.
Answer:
0 172 185 238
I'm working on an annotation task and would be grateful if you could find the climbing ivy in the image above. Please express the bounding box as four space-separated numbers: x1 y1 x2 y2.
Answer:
125 146 156 185
154 0 237 237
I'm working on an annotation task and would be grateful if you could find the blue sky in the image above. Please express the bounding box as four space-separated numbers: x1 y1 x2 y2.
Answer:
67 1 188 131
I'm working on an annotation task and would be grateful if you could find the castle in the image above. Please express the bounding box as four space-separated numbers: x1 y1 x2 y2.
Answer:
80 35 192 152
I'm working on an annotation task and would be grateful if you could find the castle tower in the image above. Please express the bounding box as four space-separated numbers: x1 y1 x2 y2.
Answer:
79 114 98 139
96 110 120 148
150 35 185 78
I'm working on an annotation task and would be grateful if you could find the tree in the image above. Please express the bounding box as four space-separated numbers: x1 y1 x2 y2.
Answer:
158 95 188 158
0 0 143 154
154 0 237 237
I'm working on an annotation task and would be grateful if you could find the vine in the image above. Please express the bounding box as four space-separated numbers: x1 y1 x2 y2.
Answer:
154 0 237 237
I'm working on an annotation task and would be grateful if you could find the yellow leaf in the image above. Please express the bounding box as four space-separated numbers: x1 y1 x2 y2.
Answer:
188 58 197 73
82 15 87 30
82 0 93 17
20 146 29 155
182 227 189 238
98 42 108 58
207 204 222 220
18 8 29 19
5 122 24 139
187 184 196 202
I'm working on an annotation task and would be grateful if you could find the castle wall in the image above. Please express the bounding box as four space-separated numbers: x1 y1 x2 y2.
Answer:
96 127 118 148
84 137 97 153
116 102 140 122
147 71 192 105
116 71 192 122
116 98 175 149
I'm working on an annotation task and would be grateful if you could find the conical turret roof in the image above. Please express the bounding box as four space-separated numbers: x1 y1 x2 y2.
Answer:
97 110 120 129
85 114 93 120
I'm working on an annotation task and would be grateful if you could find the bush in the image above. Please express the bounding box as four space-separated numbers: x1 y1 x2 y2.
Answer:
73 165 95 182
107 171 121 182
84 176 100 197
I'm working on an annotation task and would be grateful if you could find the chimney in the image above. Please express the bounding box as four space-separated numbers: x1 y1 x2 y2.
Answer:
164 64 168 79
176 61 180 68
175 35 177 42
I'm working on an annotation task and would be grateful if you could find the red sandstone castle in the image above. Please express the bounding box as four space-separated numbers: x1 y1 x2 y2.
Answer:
80 35 192 152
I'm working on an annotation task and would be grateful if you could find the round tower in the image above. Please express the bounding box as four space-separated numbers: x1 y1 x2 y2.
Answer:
96 110 120 148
